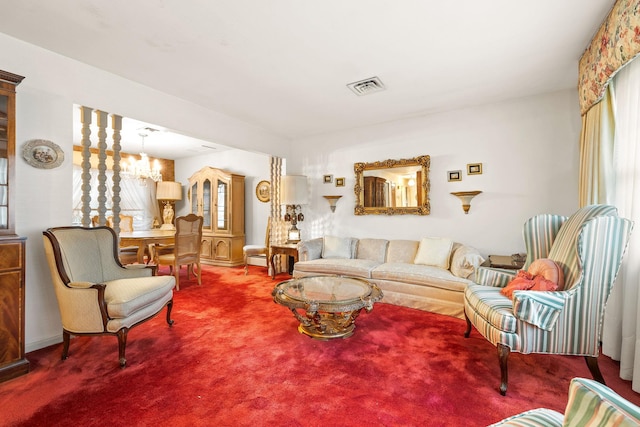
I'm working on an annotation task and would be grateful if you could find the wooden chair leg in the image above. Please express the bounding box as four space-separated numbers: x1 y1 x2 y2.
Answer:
117 328 129 368
498 343 510 396
61 330 71 360
585 356 605 385
464 312 472 338
166 299 174 326
243 253 249 275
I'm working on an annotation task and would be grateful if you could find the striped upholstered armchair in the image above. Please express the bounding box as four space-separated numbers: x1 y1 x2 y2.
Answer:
464 205 633 395
490 377 640 426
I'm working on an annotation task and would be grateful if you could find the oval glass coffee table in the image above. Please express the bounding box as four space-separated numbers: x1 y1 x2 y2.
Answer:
272 275 383 340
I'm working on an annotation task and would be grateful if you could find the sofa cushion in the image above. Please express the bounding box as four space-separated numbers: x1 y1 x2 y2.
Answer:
322 236 354 259
371 262 469 292
450 244 485 279
294 259 379 278
357 238 389 263
386 240 419 263
105 275 176 318
414 237 453 269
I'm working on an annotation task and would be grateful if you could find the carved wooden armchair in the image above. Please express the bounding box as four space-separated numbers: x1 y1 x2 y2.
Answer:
464 205 633 395
42 226 176 367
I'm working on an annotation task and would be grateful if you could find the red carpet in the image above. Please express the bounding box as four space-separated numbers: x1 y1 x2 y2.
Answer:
1 265 639 426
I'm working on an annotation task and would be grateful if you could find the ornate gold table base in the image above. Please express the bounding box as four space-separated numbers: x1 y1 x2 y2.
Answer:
272 275 383 340
292 307 363 340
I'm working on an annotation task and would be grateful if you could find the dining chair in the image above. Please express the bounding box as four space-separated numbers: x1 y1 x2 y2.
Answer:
242 217 271 275
157 214 204 290
107 214 140 264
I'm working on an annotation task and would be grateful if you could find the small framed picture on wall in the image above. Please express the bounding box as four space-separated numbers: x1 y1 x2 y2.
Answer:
335 177 345 187
447 170 462 182
467 163 483 175
323 174 333 184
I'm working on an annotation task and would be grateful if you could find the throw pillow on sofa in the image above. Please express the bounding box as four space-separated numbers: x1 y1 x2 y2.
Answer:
414 237 453 269
322 236 353 259
450 244 485 279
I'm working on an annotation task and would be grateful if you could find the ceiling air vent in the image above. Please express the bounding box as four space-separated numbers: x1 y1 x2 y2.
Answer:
347 76 386 96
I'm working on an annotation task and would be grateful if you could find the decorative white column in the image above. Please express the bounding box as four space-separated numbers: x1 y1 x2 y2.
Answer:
80 106 93 227
111 114 123 234
95 110 109 230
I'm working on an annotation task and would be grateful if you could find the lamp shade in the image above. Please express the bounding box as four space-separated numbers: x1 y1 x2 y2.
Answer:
281 175 308 205
156 181 183 201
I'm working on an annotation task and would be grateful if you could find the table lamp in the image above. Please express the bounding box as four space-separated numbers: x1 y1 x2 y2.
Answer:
156 181 183 230
281 175 308 242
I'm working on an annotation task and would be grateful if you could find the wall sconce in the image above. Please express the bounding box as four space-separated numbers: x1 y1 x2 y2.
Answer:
451 191 482 214
156 181 183 229
281 175 308 242
323 195 342 213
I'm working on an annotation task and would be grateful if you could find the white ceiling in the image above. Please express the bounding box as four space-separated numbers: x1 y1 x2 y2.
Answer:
0 0 612 158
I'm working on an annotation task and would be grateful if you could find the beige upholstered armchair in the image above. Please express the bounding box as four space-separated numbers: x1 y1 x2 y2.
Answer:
42 226 176 367
464 205 633 395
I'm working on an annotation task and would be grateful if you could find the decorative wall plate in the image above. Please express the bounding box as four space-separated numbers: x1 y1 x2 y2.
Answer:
255 180 271 202
22 139 64 169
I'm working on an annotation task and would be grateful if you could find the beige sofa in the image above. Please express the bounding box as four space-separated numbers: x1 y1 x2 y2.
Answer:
293 235 485 319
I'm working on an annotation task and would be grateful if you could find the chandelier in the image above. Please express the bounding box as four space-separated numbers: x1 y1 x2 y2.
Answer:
122 132 162 185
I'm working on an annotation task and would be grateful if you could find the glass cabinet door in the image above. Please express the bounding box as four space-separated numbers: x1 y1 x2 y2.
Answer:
190 181 198 215
0 92 9 230
216 178 228 231
202 178 211 230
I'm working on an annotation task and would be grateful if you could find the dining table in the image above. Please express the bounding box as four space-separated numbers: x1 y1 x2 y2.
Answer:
119 229 175 264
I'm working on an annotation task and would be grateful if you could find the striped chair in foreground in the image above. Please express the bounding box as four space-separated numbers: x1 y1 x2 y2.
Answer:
464 205 633 395
489 377 640 426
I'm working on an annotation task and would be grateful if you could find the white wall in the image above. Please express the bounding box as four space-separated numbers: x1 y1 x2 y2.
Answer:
289 89 581 256
0 33 288 351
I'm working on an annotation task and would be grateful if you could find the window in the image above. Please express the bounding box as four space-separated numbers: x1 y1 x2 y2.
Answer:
72 165 157 230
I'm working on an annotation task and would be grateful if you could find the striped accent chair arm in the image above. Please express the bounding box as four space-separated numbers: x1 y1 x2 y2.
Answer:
512 290 568 331
564 378 640 425
475 266 516 288
522 213 567 269
487 408 563 426
489 378 640 426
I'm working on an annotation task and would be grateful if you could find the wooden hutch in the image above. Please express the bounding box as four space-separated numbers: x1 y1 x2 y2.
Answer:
0 70 28 383
188 166 245 267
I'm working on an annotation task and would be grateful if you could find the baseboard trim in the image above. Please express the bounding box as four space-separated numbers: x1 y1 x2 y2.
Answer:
26 335 63 353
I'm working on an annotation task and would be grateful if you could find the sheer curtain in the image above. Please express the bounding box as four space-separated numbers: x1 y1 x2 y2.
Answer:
578 85 615 206
601 57 640 392
72 165 158 230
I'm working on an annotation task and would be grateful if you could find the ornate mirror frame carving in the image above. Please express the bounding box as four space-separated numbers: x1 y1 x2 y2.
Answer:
354 155 431 215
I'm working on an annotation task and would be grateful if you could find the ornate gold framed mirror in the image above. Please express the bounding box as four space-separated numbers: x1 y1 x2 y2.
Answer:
354 155 430 215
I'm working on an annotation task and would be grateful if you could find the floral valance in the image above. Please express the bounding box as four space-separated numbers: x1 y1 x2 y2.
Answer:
579 0 640 115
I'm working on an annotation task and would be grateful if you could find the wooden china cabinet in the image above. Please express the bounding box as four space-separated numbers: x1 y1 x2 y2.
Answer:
188 166 245 267
0 70 28 383
363 176 387 207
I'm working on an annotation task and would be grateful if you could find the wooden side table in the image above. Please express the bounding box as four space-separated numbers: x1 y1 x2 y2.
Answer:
270 244 299 279
487 255 525 270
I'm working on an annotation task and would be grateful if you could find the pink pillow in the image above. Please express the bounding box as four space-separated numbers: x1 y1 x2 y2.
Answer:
528 258 565 291
500 259 563 299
